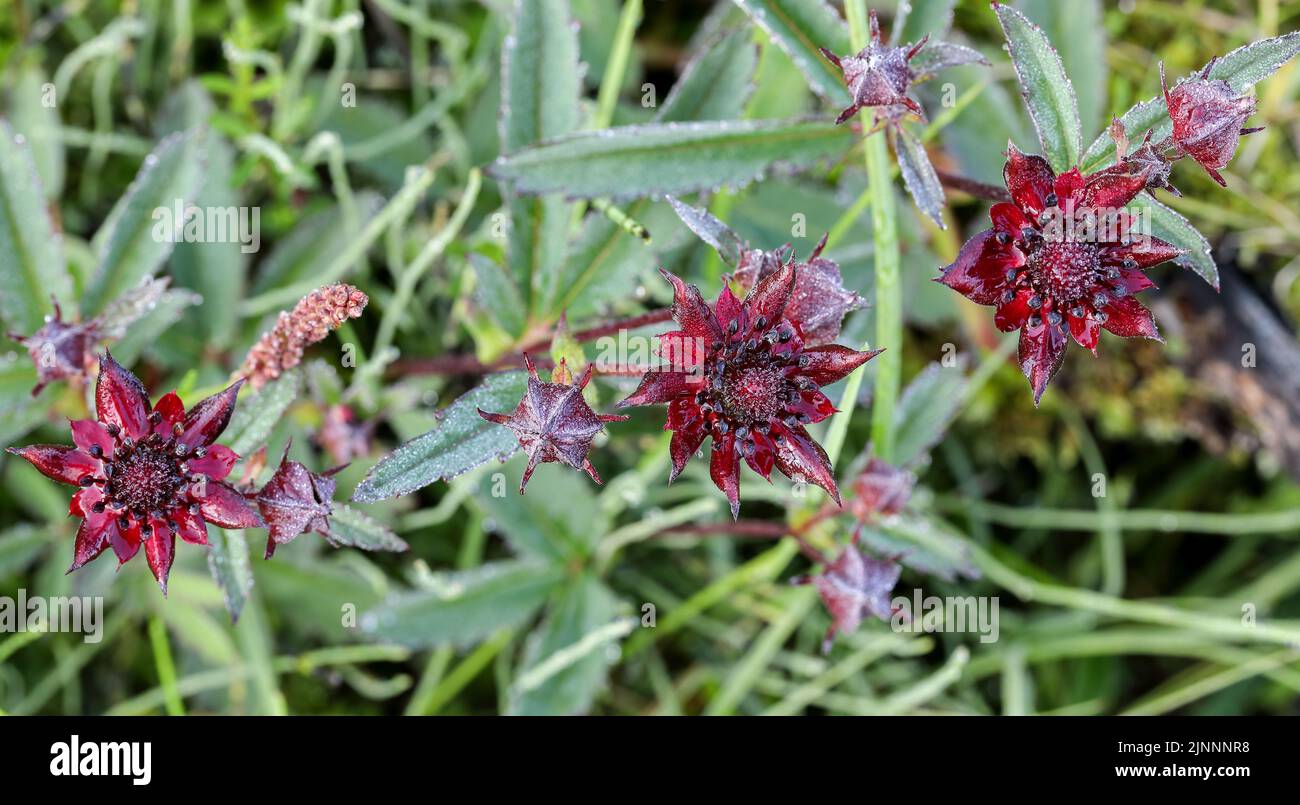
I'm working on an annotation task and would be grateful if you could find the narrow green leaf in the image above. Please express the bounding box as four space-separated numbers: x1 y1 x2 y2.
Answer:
667 196 746 267
511 194 571 316
734 0 851 106
328 505 410 552
1081 31 1300 172
893 126 946 228
500 0 581 153
352 371 527 502
81 129 207 316
1129 195 1218 289
1016 0 1105 141
0 525 49 577
508 574 621 715
477 458 605 562
891 359 970 467
994 2 1082 173
250 195 384 295
7 61 65 200
490 118 853 200
657 29 759 123
470 252 528 336
362 560 565 648
0 120 68 334
222 369 301 457
867 514 979 582
893 0 955 45
207 528 254 622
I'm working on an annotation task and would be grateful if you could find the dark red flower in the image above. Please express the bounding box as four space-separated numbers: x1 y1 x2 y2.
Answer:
478 355 627 493
731 234 865 346
794 529 901 653
255 445 343 559
7 298 100 397
5 353 263 593
1161 60 1262 187
618 265 881 518
819 9 986 127
937 143 1184 404
848 457 915 522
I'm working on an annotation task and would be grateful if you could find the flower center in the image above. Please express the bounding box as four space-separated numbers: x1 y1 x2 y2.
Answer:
718 362 789 423
1027 240 1102 304
109 443 186 514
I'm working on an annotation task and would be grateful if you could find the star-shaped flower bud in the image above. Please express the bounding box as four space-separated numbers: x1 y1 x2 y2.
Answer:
731 234 865 346
254 444 344 558
1161 60 1263 187
848 457 916 522
8 298 100 396
820 8 987 128
478 355 627 493
794 528 902 653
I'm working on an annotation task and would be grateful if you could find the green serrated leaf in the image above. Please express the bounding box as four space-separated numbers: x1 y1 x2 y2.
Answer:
352 371 527 502
734 0 851 106
1129 195 1218 289
362 559 565 648
0 120 69 334
994 2 1082 173
657 29 760 123
510 194 571 317
81 129 208 316
508 574 621 715
1080 31 1300 172
223 369 301 457
327 505 409 552
490 118 852 200
207 528 254 622
500 0 581 153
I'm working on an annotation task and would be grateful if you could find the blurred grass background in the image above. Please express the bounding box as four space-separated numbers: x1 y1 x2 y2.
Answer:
0 0 1298 715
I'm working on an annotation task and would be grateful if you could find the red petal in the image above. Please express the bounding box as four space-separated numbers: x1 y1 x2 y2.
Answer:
788 389 837 425
713 286 745 335
709 432 741 520
151 392 186 436
989 202 1031 234
797 345 881 386
194 481 264 529
744 430 776 480
1018 320 1069 406
144 530 176 595
6 444 98 486
1105 235 1183 270
937 229 1024 306
1116 267 1157 295
994 288 1035 332
743 261 797 329
95 352 150 439
1081 171 1146 209
1101 297 1162 340
1004 143 1056 217
1054 168 1085 203
659 269 722 341
618 371 699 408
773 424 840 505
658 332 706 372
175 507 209 546
186 444 239 481
180 379 244 448
666 396 702 431
668 427 706 484
1069 313 1101 353
70 419 113 457
109 519 142 564
69 517 111 572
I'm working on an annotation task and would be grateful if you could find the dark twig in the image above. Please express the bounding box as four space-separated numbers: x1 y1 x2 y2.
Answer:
936 169 1012 202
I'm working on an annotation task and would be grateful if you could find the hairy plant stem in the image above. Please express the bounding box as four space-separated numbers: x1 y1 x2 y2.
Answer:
847 0 901 464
